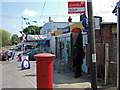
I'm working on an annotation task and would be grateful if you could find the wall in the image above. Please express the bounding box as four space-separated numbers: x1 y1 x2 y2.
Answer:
40 22 76 54
86 23 117 85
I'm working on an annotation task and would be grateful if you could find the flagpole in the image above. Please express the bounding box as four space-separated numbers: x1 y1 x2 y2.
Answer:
22 16 25 52
22 16 23 33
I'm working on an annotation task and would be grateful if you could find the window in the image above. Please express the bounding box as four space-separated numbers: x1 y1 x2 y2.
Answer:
47 29 51 34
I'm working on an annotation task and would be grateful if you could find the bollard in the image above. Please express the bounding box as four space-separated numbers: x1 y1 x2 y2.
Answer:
34 53 55 90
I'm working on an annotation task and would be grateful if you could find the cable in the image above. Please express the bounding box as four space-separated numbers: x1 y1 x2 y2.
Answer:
37 0 46 25
56 0 61 21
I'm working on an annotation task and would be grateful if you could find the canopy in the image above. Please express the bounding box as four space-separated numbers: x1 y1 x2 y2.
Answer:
38 40 49 44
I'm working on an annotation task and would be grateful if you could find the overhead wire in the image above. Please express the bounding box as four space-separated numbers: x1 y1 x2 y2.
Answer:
56 0 61 21
37 0 46 25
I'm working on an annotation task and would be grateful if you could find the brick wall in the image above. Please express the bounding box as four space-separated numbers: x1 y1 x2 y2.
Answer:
86 23 117 82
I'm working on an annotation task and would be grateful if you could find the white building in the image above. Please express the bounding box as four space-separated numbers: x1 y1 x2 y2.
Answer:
40 17 76 54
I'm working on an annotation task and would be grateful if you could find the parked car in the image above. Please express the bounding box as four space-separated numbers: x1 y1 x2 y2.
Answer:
18 45 22 49
20 50 44 61
5 50 12 58
18 49 30 58
18 49 31 61
27 50 44 61
0 52 7 61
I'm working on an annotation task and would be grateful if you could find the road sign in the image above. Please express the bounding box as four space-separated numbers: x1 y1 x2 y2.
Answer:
21 55 30 70
22 59 30 70
82 18 88 32
68 1 85 14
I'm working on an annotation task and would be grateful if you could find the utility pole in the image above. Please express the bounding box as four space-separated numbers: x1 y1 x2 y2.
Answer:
87 0 97 89
117 1 120 90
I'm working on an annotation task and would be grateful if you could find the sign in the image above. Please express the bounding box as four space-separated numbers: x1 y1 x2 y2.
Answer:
72 28 81 33
68 1 85 14
82 18 88 28
21 55 30 69
62 26 70 34
82 18 88 32
23 42 38 46
22 59 30 70
55 28 62 36
92 54 96 62
94 18 100 30
51 33 55 36
27 34 50 41
70 22 84 32
112 26 117 34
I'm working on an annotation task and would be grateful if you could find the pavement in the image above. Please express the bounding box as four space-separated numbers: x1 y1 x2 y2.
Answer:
0 48 118 90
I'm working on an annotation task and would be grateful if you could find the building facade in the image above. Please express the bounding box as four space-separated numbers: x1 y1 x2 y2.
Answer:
40 20 76 54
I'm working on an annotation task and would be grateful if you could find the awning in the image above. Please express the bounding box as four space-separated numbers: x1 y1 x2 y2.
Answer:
38 40 49 44
38 41 42 44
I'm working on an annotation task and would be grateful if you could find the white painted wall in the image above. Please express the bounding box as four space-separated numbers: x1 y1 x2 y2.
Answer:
40 22 76 54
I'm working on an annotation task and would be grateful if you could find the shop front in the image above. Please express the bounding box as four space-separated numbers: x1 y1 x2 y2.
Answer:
26 34 51 52
38 40 50 52
56 33 72 68
53 20 89 77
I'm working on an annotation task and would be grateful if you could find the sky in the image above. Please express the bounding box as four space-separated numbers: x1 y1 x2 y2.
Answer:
0 0 119 37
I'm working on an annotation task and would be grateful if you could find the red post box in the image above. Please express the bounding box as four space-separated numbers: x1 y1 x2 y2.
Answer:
34 53 55 89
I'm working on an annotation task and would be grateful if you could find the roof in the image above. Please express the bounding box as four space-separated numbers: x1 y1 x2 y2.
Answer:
101 22 117 25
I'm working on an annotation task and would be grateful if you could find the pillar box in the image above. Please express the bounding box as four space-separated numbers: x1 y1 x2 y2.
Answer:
34 53 55 89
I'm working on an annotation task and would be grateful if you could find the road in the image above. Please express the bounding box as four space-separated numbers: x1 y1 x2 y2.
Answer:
0 46 91 89
0 48 37 89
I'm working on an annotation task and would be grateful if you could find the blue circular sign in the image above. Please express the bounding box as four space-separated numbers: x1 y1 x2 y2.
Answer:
82 18 88 28
22 59 30 70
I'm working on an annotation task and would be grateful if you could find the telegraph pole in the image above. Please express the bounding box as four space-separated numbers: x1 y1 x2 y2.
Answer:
117 1 120 90
87 0 97 89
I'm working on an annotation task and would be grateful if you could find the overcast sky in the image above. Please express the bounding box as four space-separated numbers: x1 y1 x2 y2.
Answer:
0 0 119 37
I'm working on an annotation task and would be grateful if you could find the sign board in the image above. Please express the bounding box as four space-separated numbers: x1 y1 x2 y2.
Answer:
23 42 38 46
112 26 117 34
62 26 70 34
55 28 62 36
21 55 30 69
94 17 100 30
27 34 50 41
82 18 88 32
72 28 81 33
68 1 85 14
22 59 30 69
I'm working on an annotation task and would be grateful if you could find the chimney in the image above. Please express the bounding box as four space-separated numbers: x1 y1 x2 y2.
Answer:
68 16 72 22
49 17 51 22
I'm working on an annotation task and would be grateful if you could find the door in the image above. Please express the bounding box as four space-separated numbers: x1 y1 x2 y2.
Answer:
71 33 83 67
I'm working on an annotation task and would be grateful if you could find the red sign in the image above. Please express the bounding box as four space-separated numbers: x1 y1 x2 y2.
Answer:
68 1 85 14
72 28 82 33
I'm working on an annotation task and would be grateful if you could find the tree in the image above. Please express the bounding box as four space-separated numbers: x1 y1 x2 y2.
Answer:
22 25 42 35
0 29 11 47
11 34 20 45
